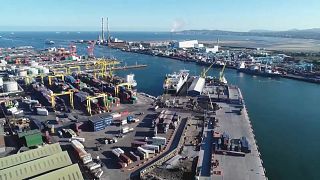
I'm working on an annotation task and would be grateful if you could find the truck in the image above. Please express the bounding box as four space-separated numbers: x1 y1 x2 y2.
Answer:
121 119 127 125
121 126 134 134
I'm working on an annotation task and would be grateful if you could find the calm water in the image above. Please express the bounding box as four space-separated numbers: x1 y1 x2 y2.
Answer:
1 32 320 180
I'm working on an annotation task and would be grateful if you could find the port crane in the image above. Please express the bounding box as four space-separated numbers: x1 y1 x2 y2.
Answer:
86 93 109 116
52 67 68 75
219 63 227 84
50 90 74 109
115 83 132 96
24 74 45 85
201 63 214 78
67 66 81 74
48 74 65 86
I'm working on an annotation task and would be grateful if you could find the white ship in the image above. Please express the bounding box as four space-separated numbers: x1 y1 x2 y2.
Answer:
126 74 137 87
163 70 189 94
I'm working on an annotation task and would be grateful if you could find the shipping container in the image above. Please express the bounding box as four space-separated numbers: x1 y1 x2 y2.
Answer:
152 136 166 145
112 148 124 157
137 147 149 159
119 153 132 164
117 161 127 168
71 140 92 164
134 150 146 160
128 151 140 161
36 107 49 116
131 140 147 148
89 116 106 132
141 144 159 153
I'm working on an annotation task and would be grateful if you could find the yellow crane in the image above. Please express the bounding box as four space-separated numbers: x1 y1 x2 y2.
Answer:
86 93 108 116
52 67 68 75
48 74 65 85
201 63 214 78
50 91 74 109
115 83 132 96
67 66 81 74
219 63 227 84
24 74 45 85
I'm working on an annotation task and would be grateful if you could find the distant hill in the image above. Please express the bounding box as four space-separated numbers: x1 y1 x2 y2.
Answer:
177 28 320 40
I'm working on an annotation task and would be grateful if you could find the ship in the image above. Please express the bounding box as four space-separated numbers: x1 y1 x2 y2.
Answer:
45 40 55 45
237 61 281 78
163 69 189 94
126 74 137 87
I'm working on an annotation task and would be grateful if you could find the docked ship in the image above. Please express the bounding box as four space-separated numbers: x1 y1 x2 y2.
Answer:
237 61 281 78
163 70 189 94
126 74 137 87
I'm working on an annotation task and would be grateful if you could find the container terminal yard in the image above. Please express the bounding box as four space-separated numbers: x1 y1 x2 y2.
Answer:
0 40 267 180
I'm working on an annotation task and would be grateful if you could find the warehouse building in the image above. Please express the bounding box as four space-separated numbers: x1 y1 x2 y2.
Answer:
0 143 84 180
174 40 199 48
31 164 84 180
187 77 205 96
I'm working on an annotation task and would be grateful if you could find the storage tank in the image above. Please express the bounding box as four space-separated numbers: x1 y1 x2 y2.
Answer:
3 81 18 92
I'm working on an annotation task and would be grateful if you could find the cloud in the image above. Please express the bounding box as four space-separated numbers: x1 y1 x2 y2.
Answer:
171 19 186 32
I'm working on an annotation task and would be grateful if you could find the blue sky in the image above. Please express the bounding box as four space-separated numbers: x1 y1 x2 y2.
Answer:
1 0 320 31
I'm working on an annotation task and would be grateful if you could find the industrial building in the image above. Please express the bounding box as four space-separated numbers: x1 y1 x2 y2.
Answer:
187 77 205 96
0 143 84 180
206 46 219 53
174 40 199 49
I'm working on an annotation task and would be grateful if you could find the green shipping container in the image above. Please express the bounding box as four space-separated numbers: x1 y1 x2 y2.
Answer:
25 133 43 147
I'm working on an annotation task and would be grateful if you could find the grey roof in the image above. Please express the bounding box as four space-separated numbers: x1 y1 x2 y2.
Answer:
0 143 62 170
0 151 72 180
188 77 205 93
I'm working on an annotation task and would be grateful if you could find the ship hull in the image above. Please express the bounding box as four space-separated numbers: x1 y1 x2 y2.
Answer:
237 69 281 78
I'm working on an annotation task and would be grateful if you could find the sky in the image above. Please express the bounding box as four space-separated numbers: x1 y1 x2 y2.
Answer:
0 0 320 32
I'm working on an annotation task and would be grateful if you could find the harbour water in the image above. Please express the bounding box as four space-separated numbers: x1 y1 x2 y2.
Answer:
1 32 320 180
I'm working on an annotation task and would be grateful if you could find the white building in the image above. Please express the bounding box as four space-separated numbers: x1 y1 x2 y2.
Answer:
174 40 199 48
206 45 219 53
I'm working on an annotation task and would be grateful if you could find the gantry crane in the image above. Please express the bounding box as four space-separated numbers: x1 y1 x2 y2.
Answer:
52 67 68 75
67 66 81 74
24 74 45 85
86 93 108 116
115 83 132 96
50 90 74 109
48 74 65 85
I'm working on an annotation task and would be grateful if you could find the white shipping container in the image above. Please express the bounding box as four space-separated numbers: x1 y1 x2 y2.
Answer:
37 108 49 116
142 144 159 153
71 140 84 149
137 147 150 158
70 137 85 142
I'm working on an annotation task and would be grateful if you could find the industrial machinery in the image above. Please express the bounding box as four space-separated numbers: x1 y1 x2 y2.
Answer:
24 74 45 85
219 63 227 84
201 63 214 78
86 93 108 116
48 74 65 86
50 90 74 109
52 67 68 75
67 66 81 74
115 83 132 97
